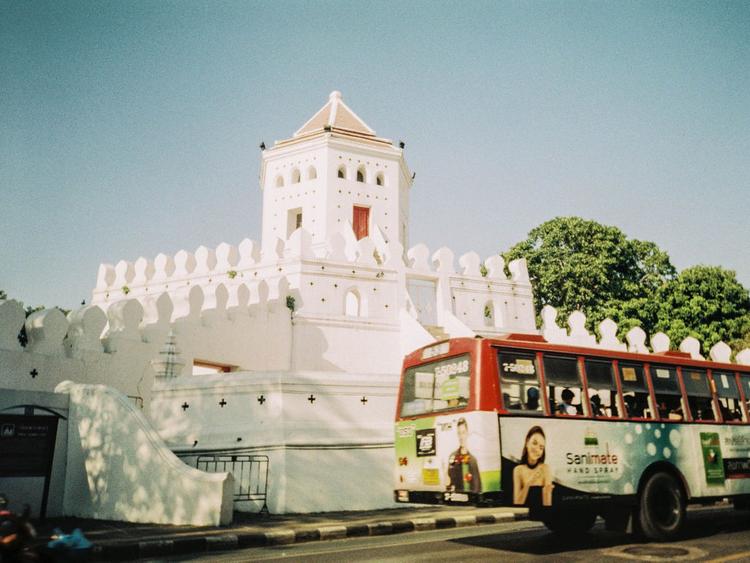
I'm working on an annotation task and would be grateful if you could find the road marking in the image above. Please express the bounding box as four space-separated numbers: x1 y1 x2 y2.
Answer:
706 550 750 563
601 544 707 561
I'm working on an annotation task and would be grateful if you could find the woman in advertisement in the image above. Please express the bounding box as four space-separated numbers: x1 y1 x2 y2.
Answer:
513 425 554 506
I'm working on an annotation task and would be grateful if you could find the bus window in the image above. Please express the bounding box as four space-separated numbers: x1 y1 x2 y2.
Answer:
497 349 542 413
650 366 685 421
584 359 621 418
742 375 750 420
682 369 716 421
618 362 652 419
712 371 744 422
543 355 583 416
682 369 718 421
399 354 470 417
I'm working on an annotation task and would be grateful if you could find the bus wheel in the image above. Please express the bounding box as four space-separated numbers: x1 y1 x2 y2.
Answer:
543 510 596 535
638 471 686 541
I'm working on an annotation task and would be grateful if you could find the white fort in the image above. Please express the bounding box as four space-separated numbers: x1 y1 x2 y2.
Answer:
87 91 537 514
7 92 742 523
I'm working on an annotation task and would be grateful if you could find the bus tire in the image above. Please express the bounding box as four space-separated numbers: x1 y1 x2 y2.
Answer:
543 510 596 535
638 471 686 541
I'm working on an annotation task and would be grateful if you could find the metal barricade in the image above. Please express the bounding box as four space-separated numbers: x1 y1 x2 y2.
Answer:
194 454 269 514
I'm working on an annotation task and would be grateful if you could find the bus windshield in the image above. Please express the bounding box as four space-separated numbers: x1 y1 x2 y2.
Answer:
399 354 471 417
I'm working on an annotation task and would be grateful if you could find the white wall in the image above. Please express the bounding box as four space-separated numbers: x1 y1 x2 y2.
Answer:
57 381 233 525
149 371 399 513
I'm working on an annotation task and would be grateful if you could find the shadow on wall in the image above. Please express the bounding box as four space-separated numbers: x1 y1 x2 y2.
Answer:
56 381 233 526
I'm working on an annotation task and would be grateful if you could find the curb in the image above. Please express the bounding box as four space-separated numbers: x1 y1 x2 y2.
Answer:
92 511 526 560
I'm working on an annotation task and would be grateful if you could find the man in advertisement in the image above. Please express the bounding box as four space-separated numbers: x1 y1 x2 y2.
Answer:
446 418 482 493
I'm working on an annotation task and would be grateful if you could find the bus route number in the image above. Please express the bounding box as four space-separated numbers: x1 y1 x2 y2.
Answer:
434 359 469 378
502 359 535 375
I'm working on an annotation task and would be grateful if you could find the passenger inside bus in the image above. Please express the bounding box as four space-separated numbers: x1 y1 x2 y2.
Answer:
543 355 583 416
498 350 543 413
557 388 578 415
688 397 715 421
526 387 540 411
584 359 620 418
655 396 683 420
719 401 743 421
714 372 744 422
623 392 651 418
681 369 716 422
590 394 603 417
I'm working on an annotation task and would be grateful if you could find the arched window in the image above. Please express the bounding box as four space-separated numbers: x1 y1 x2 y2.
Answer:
275 175 284 188
337 166 346 179
356 166 365 183
345 289 365 317
308 166 317 180
291 168 301 184
376 172 384 186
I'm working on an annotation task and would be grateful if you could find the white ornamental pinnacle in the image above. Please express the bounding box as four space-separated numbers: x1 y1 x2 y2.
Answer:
151 330 186 378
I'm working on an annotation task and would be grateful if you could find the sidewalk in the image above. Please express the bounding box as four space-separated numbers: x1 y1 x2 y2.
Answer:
33 505 529 560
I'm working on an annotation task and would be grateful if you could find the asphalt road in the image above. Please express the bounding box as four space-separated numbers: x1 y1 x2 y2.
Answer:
155 505 750 562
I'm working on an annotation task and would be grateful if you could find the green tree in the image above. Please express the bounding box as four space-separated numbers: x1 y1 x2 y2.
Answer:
653 266 750 356
502 217 676 335
1 289 69 347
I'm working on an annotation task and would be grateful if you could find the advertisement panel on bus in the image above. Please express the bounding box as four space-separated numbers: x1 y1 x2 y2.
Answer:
500 418 750 508
395 411 501 503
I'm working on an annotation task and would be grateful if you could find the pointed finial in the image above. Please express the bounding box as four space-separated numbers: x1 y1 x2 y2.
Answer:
329 90 342 101
151 329 186 378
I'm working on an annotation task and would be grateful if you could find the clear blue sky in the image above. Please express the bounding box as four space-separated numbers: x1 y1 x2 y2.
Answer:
2 1 749 310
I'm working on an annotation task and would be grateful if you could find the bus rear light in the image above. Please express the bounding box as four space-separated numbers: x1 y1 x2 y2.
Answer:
399 456 408 466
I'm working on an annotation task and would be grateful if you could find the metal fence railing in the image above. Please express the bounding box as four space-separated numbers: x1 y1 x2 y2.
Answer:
194 454 269 514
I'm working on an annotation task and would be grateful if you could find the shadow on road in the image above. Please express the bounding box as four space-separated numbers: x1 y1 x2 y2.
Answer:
450 506 750 557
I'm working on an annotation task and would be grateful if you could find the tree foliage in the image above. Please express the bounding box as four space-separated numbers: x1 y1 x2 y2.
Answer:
502 217 675 335
502 217 750 355
652 266 750 355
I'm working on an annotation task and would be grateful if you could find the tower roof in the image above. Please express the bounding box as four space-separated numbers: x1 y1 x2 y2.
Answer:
294 91 376 138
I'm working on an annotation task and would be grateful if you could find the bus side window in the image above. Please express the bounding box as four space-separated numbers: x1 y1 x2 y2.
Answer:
543 355 583 416
714 371 745 422
650 366 685 421
584 359 620 418
498 349 542 413
618 363 652 419
682 369 716 421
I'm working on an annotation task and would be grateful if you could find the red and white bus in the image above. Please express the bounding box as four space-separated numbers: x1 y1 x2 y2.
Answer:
394 335 750 539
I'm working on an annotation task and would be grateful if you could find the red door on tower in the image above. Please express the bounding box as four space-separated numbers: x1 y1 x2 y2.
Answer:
353 206 369 240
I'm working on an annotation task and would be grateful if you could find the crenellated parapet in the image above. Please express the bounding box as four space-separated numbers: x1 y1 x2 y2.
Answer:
0 279 296 401
540 304 750 365
91 225 537 340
